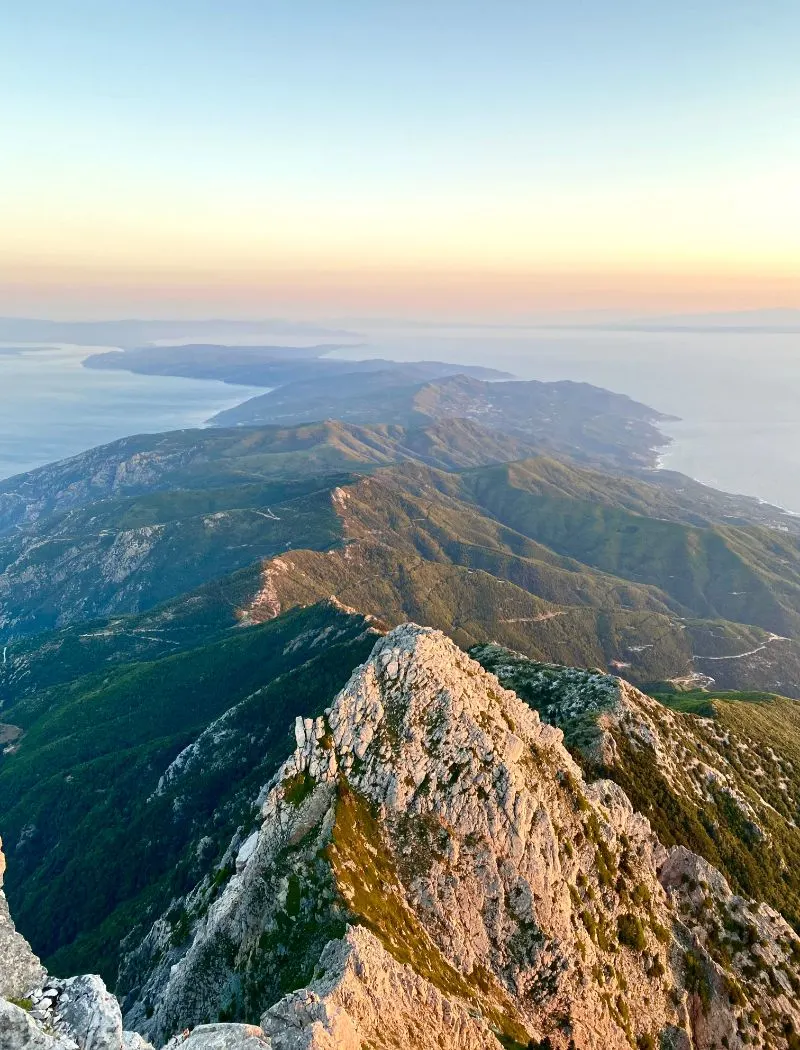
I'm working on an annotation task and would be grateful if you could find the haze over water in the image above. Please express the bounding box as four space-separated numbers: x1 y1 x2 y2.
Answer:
0 344 264 480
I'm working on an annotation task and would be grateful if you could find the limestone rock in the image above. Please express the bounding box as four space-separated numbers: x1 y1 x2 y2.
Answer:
0 997 78 1050
105 626 800 1048
53 975 124 1050
661 847 800 1047
0 836 46 1000
164 1025 270 1049
123 626 677 1046
261 926 499 1049
122 1034 155 1050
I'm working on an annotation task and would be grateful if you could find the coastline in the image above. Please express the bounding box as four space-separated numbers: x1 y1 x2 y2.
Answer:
652 424 800 519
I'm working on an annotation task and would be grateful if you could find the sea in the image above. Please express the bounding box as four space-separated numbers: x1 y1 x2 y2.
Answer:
1 331 798 514
0 344 265 481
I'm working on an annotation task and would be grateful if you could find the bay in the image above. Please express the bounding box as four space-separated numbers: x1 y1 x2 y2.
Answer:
0 344 264 480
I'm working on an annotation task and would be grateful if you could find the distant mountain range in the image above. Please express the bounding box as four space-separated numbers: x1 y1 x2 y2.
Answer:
84 343 509 388
0 317 359 346
5 309 800 348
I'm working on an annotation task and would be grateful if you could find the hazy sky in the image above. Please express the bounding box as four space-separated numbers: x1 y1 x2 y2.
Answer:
3 1 799 320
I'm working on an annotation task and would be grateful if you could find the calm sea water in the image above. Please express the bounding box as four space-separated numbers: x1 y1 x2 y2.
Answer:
0 344 264 481
336 326 800 514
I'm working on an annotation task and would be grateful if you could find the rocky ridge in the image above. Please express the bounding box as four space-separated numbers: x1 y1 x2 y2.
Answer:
472 645 786 818
473 645 800 929
3 626 799 1048
116 625 799 1049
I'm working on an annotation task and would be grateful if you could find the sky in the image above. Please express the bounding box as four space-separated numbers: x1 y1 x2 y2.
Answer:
3 1 800 321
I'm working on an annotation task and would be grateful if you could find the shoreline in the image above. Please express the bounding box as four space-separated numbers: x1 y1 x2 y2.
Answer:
652 436 800 519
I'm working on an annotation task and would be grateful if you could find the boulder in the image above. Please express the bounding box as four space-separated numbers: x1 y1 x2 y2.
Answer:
54 975 124 1050
0 997 78 1050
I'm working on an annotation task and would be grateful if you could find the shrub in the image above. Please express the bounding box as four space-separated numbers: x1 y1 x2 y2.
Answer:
617 912 648 951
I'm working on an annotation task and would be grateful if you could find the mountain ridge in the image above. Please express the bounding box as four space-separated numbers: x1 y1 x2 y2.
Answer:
1 391 800 1049
210 373 669 473
2 624 800 1048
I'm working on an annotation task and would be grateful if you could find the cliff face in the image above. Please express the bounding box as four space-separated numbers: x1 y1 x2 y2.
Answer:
119 625 800 1050
0 836 45 1001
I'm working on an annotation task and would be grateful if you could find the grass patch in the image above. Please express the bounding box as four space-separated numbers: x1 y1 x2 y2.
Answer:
283 770 315 806
327 783 532 1047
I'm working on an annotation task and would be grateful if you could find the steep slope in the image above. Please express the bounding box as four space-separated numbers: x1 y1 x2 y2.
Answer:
0 603 380 981
461 456 800 536
459 460 800 635
239 468 800 695
120 626 800 1049
0 479 345 642
474 646 800 931
0 421 545 643
0 563 265 710
0 836 44 1000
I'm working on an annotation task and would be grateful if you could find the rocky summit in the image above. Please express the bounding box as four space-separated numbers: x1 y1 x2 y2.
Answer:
3 625 800 1049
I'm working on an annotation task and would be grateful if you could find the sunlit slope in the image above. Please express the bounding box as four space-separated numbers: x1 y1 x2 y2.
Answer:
475 645 800 932
241 467 800 693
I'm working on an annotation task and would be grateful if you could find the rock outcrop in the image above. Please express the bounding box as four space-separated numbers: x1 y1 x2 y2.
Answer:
661 848 800 1049
119 624 800 1049
259 926 499 1049
0 835 45 1000
3 626 799 1048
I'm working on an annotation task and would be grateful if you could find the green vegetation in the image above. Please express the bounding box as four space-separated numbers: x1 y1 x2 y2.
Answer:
649 687 776 717
4 416 800 702
8 997 33 1011
238 465 800 695
0 476 345 643
283 770 315 806
3 394 800 1006
684 950 712 1011
211 371 668 476
0 603 377 981
592 724 800 932
617 913 648 951
458 459 800 637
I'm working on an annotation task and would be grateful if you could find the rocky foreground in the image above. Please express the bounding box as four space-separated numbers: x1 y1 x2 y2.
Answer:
3 625 800 1049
